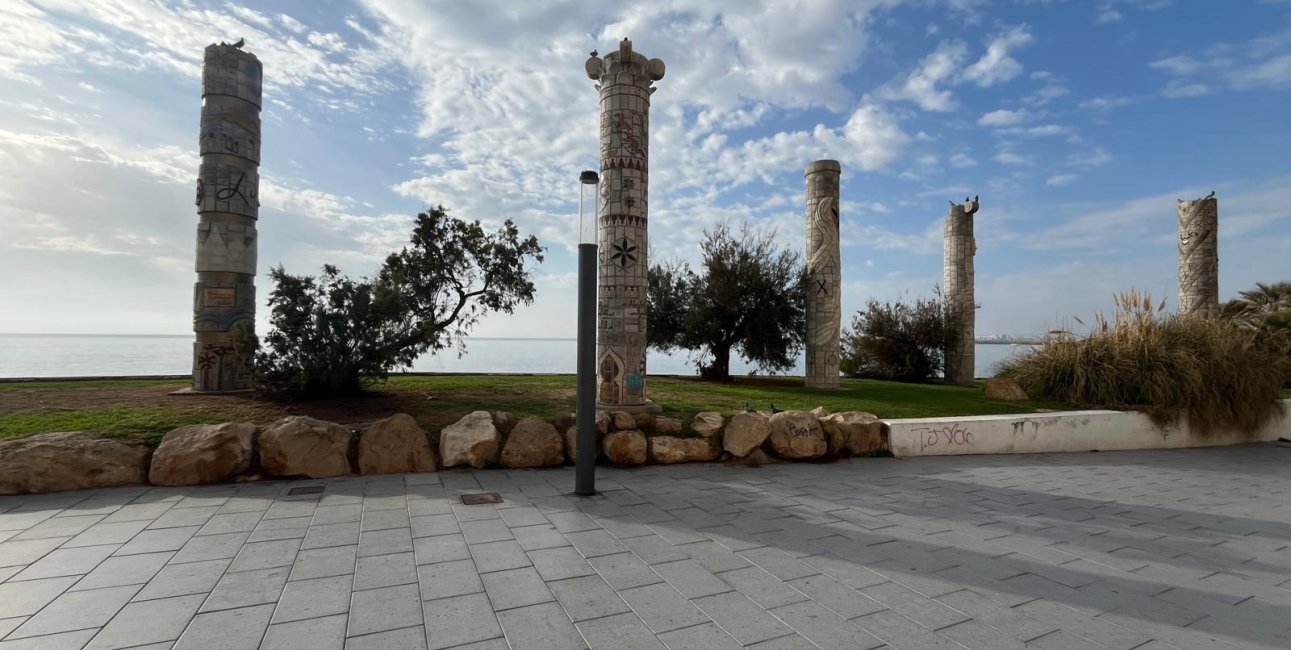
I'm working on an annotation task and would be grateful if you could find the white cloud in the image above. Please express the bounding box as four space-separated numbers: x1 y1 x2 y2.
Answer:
978 109 1027 126
994 151 1032 165
962 25 1033 87
841 102 911 171
879 40 967 111
1150 28 1291 96
1046 173 1078 186
1096 9 1123 23
1078 95 1135 111
949 152 977 167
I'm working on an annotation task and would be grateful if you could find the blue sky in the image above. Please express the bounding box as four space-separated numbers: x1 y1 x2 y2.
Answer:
1 0 1288 339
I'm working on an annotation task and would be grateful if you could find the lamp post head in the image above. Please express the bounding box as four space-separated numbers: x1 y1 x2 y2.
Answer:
579 170 599 185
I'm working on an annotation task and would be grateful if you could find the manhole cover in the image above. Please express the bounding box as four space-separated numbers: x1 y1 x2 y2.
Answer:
460 493 503 505
288 485 325 496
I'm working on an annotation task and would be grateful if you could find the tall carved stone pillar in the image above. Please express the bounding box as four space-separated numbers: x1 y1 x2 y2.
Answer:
804 160 841 389
585 39 664 412
943 196 979 386
1177 193 1218 316
191 42 261 392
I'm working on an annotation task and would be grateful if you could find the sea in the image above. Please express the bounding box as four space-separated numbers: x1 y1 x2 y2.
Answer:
0 334 1029 380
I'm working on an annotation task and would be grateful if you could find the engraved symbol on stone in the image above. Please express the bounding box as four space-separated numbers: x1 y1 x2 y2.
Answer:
610 237 637 267
815 279 828 296
611 112 646 157
195 179 204 206
217 172 250 204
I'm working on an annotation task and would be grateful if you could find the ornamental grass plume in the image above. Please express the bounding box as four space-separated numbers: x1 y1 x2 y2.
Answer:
997 289 1287 434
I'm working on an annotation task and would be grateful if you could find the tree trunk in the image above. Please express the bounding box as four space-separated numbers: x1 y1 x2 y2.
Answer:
704 344 733 382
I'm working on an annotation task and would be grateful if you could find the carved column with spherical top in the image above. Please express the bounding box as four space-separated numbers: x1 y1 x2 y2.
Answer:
804 160 842 389
1177 193 1219 316
585 39 664 412
943 196 978 387
191 41 261 392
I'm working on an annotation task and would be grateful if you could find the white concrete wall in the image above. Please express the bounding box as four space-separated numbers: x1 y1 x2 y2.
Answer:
885 400 1291 458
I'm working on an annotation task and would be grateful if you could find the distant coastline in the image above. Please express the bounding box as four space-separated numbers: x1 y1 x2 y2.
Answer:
0 333 1036 344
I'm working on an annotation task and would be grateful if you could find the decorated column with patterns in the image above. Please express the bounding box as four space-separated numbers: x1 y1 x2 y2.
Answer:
191 41 261 392
585 39 665 412
943 196 979 387
804 160 842 389
1177 193 1219 316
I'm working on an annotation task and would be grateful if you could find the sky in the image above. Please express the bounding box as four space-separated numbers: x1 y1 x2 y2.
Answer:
1 0 1289 340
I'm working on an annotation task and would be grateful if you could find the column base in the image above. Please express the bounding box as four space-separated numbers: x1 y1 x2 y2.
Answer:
804 379 842 389
596 399 663 414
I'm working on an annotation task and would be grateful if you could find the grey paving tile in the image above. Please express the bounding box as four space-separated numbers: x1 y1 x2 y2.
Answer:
247 516 312 542
149 506 220 530
70 551 171 591
10 514 103 540
496 602 584 649
575 612 664 650
693 591 796 645
348 583 423 637
290 545 356 581
174 603 274 649
859 581 970 630
717 566 809 610
618 582 710 634
547 574 630 622
357 528 413 557
0 629 98 650
420 593 502 650
417 558 483 600
261 613 347 650
115 527 200 556
528 546 596 582
565 529 626 558
0 575 77 618
511 523 569 551
7 584 138 639
498 506 547 528
360 509 410 532
273 574 352 623
63 521 149 548
657 621 742 649
0 617 25 638
469 540 530 573
678 540 755 573
547 511 599 533
938 619 1030 650
265 500 318 520
200 566 289 612
85 593 205 649
589 552 663 590
169 532 249 564
302 522 360 550
459 519 512 545
480 566 552 610
343 625 425 650
195 511 263 536
787 573 885 619
353 551 415 590
772 600 886 650
0 537 69 567
622 533 688 564
227 539 299 572
135 559 229 602
740 545 820 580
745 633 821 649
652 558 732 599
10 543 119 581
410 514 458 538
413 534 470 565
312 505 363 526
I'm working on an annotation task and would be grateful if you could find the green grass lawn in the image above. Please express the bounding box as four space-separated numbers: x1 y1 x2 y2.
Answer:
0 374 1066 446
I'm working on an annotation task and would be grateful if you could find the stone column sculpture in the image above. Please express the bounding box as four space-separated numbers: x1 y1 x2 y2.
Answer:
943 196 979 387
585 39 664 412
804 160 842 389
191 41 261 392
1177 192 1218 316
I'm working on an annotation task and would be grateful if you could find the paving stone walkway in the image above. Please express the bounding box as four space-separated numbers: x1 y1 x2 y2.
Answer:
1 443 1290 649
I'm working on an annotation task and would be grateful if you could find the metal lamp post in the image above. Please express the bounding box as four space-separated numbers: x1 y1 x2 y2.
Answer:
575 170 599 496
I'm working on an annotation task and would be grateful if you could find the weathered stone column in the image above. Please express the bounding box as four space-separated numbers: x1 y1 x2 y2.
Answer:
804 160 841 389
943 196 979 386
1177 193 1218 316
191 41 261 392
585 39 664 412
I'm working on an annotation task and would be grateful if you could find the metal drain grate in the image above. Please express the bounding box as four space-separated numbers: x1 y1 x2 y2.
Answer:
460 493 503 505
288 485 325 496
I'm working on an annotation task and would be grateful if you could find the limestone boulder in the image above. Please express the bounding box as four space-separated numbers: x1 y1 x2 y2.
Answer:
501 417 564 468
440 411 501 469
595 411 612 435
810 406 831 418
149 422 255 486
565 425 605 463
984 378 1029 401
824 412 885 456
633 413 656 432
358 414 436 475
612 411 636 431
723 412 771 458
0 432 150 495
692 412 725 439
767 411 827 460
654 417 684 436
603 430 648 465
492 411 519 437
649 436 720 464
260 416 353 479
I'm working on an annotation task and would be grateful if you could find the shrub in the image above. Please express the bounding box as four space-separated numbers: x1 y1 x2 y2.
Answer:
1221 281 1291 387
840 294 955 383
997 290 1288 433
236 206 544 397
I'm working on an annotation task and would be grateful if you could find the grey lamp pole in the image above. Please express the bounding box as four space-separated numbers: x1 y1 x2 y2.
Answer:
575 170 599 496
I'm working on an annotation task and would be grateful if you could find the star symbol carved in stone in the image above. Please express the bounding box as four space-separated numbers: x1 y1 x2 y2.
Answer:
610 237 637 267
